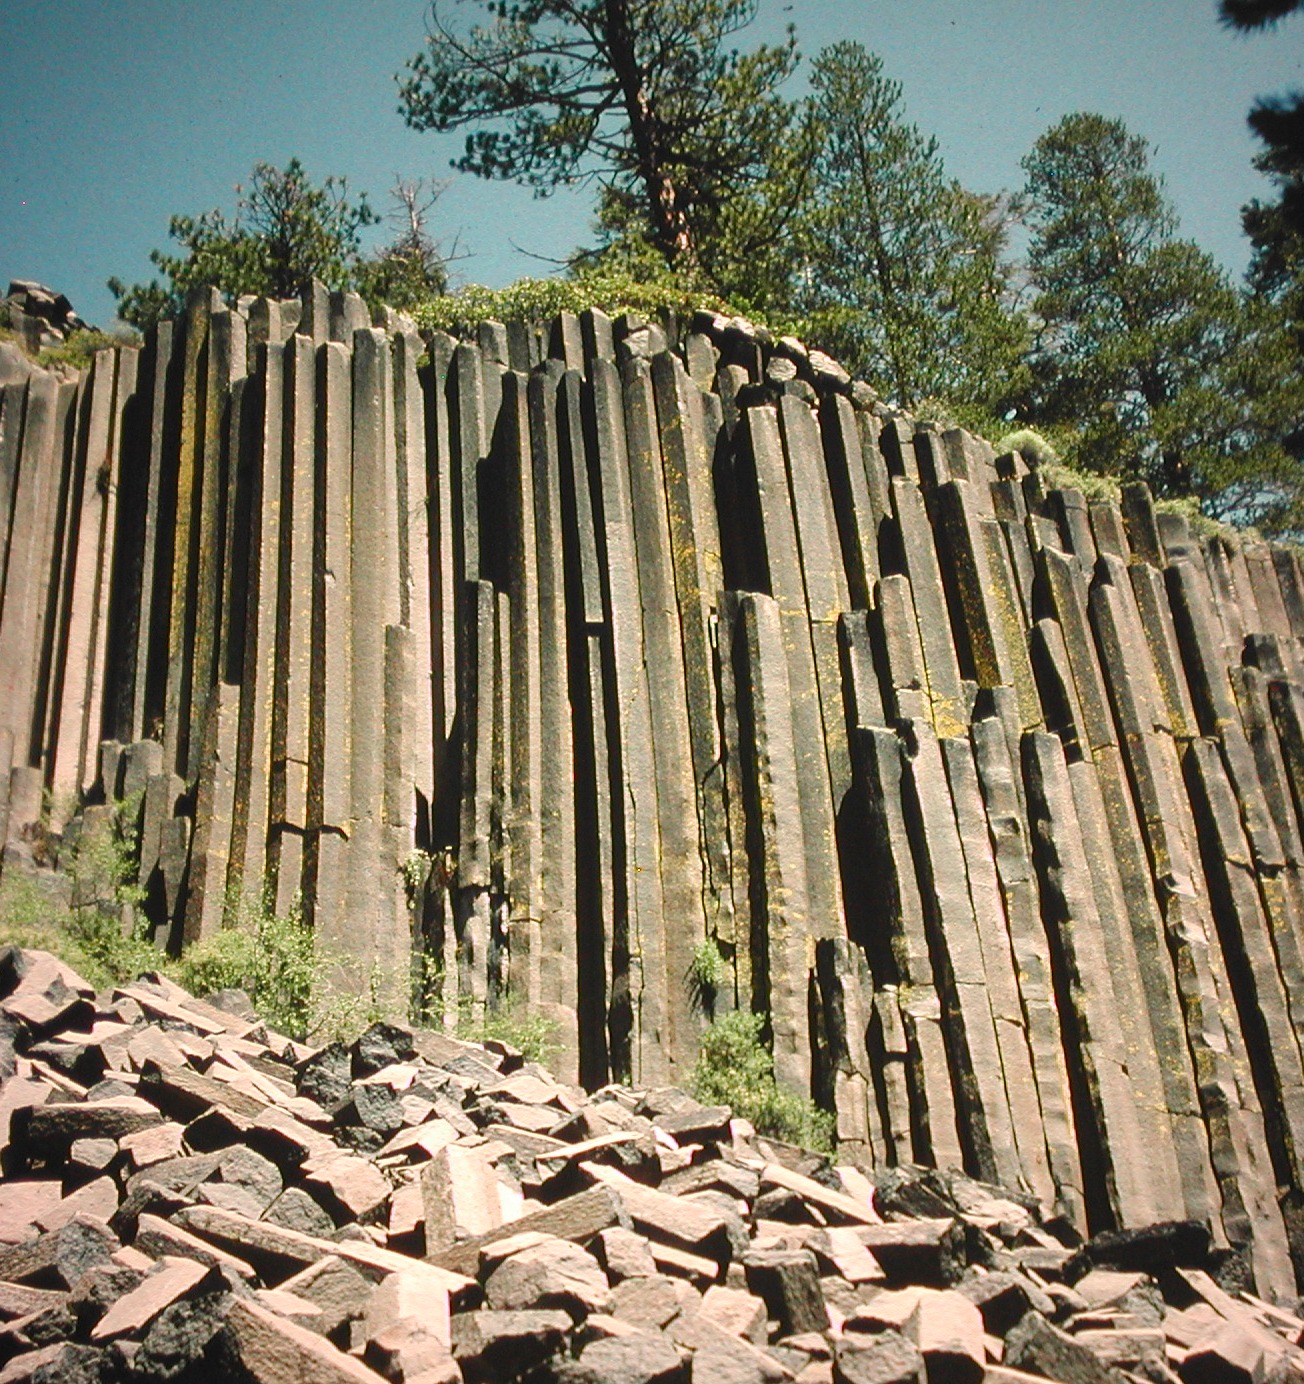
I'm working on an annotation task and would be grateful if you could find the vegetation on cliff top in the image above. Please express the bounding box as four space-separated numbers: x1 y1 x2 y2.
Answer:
97 0 1304 535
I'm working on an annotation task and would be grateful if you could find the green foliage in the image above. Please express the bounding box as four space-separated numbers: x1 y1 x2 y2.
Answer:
473 1004 559 1065
0 797 157 990
690 1010 834 1151
172 894 318 1040
108 159 382 330
1221 0 1301 25
791 43 1029 414
1220 2 1304 387
354 178 450 312
1039 461 1122 505
399 0 799 271
1019 112 1304 531
412 266 729 338
409 953 558 1064
1152 493 1245 542
0 800 548 1057
402 850 435 905
686 937 724 1017
996 428 1058 468
35 329 140 372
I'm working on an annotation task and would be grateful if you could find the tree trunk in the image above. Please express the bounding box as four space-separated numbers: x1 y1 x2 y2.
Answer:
603 0 696 269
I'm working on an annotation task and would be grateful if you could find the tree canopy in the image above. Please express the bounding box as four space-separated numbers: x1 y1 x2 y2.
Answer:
1019 112 1304 529
1222 0 1304 405
790 42 1027 415
94 9 1304 535
109 160 447 331
398 0 799 273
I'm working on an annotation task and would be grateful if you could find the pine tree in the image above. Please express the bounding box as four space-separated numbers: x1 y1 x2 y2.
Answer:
1221 0 1304 393
1020 112 1304 529
356 178 452 312
397 0 799 275
792 42 1026 416
109 160 382 330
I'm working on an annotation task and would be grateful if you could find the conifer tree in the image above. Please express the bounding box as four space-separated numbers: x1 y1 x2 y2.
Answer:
793 42 1026 415
1020 112 1304 529
398 0 799 275
109 160 381 330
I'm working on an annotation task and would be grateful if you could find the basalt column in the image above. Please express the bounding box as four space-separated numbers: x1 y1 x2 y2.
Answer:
7 296 1304 1296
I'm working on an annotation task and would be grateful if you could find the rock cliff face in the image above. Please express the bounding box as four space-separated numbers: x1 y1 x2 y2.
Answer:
3 286 1304 1289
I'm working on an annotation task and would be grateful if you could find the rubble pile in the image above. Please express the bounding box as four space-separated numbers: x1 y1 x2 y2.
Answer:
2 947 1302 1384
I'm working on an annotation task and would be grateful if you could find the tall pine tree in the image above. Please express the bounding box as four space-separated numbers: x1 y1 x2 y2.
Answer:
1020 112 1304 530
792 42 1026 416
398 0 799 276
109 160 383 330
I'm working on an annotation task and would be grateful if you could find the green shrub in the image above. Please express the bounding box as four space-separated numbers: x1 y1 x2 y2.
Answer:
686 936 725 1017
413 268 731 340
409 958 558 1065
996 427 1059 469
1152 493 1246 542
173 893 319 1040
1039 460 1122 504
0 795 160 989
472 1003 558 1065
36 329 140 372
689 1010 834 1152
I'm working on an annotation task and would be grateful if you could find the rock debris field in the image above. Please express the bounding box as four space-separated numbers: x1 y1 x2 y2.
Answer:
1 947 1302 1384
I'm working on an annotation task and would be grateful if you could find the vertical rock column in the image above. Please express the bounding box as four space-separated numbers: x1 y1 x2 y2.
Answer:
970 716 1083 1225
1037 545 1188 1223
425 333 458 830
850 721 963 1171
0 373 62 773
1022 730 1159 1229
589 356 674 1086
268 334 317 916
498 371 544 1027
181 681 239 944
652 353 732 950
306 342 354 966
1089 554 1242 1239
345 329 409 1006
739 405 841 953
941 732 1054 1205
393 328 436 831
230 339 284 908
457 579 497 1025
0 377 25 606
129 322 178 747
621 357 707 1067
777 394 852 944
556 366 618 1084
525 362 579 1081
731 591 814 1093
46 351 122 818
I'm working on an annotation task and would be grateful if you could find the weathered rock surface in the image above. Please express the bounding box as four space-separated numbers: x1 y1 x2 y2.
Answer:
8 285 1304 1314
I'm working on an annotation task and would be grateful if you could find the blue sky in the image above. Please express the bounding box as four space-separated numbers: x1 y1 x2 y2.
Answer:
3 0 1302 328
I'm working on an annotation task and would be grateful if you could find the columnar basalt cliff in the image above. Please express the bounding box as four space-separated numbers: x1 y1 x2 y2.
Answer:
4 286 1304 1293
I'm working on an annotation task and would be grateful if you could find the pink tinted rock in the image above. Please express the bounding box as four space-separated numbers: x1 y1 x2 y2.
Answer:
700 1284 768 1345
37 1177 118 1232
364 1268 452 1349
905 1290 984 1384
225 1297 390 1383
90 1255 209 1339
120 1121 185 1169
0 1182 62 1243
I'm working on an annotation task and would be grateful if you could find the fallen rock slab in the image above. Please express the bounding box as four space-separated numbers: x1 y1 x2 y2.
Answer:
226 1296 389 1382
